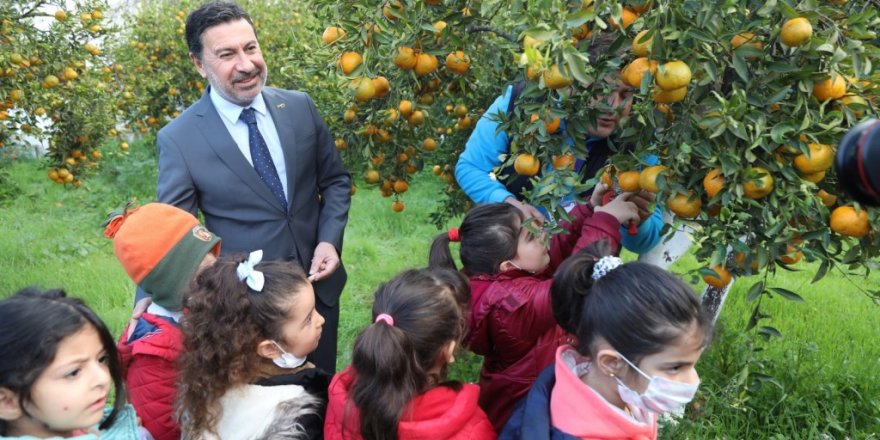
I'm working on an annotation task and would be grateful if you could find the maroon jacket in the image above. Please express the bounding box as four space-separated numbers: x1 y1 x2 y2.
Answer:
465 203 622 431
117 313 183 440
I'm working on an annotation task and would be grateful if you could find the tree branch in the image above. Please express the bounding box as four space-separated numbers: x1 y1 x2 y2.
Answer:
466 24 516 43
17 1 48 20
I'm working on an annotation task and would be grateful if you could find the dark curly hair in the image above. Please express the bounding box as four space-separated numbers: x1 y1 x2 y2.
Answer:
176 255 310 438
0 287 125 435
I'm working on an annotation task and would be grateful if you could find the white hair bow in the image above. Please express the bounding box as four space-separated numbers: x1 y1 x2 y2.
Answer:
237 250 265 292
592 255 623 280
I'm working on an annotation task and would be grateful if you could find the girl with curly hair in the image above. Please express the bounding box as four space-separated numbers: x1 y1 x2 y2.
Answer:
177 251 328 439
324 268 495 440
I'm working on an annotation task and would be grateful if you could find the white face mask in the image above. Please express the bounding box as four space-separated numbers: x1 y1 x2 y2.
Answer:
614 352 699 418
271 340 306 369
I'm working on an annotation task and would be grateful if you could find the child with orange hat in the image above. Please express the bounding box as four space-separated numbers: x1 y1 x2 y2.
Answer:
104 203 221 440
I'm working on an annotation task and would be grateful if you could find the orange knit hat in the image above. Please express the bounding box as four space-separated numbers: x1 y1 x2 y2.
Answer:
104 203 221 310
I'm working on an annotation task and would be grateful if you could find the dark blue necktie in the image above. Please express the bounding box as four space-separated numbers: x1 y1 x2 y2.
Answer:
239 108 287 210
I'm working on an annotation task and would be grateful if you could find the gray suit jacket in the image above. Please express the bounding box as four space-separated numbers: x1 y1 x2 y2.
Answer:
156 87 351 306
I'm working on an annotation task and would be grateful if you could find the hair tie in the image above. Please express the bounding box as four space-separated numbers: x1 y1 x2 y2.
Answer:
375 313 394 327
448 228 460 242
237 250 265 291
592 255 623 280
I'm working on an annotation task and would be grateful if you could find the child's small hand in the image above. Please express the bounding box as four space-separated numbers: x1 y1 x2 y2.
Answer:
629 190 656 224
595 192 640 225
590 182 610 208
126 298 152 340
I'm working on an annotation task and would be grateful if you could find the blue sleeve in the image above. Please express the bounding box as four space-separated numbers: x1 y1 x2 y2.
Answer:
620 202 663 254
455 86 515 204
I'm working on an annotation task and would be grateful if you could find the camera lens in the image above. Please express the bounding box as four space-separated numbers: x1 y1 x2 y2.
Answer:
835 119 880 207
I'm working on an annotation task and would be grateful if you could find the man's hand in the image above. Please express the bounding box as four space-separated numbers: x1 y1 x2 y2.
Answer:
125 297 152 341
504 197 545 224
629 190 656 224
309 242 340 282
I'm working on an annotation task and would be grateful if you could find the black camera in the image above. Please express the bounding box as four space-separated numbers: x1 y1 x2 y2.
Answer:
835 119 880 207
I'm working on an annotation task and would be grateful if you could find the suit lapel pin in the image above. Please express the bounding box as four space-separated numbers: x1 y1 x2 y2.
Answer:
277 103 286 108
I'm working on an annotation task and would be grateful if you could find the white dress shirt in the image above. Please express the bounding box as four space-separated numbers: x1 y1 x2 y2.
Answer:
210 89 289 199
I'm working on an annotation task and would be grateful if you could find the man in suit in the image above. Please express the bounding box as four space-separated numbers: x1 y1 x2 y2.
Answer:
156 1 351 372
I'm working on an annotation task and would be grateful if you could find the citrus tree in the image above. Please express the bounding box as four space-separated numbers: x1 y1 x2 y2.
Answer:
315 1 520 217
0 0 119 186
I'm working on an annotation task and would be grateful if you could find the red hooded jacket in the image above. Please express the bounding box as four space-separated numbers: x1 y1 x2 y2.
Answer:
465 203 622 431
324 367 496 440
117 313 183 440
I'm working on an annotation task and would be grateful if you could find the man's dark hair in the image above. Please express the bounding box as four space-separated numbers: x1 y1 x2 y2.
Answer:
185 1 255 59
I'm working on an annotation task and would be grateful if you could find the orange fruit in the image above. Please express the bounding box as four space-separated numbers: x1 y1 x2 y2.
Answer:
610 8 638 30
573 24 591 40
617 170 641 192
514 153 541 176
829 206 870 238
398 100 414 117
393 180 409 194
392 200 405 212
656 60 692 91
334 139 347 150
523 35 544 49
423 138 437 151
600 167 615 187
840 95 868 117
632 30 653 57
364 169 380 184
343 109 356 123
382 1 404 20
372 76 391 98
445 51 471 74
743 167 774 199
703 265 732 288
408 110 425 126
703 168 724 198
793 143 834 174
817 189 837 208
638 165 666 193
812 74 847 101
433 165 442 176
667 191 701 219
352 77 376 101
543 64 573 89
394 47 418 70
454 104 468 118
63 67 78 81
414 53 438 76
653 86 687 104
552 153 575 170
730 32 762 50
734 251 761 272
43 75 60 88
780 17 812 47
322 26 347 45
778 244 803 265
54 10 68 21
338 51 363 75
432 20 447 38
621 57 657 88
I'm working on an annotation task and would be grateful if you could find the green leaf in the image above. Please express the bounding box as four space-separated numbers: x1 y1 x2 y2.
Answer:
770 287 805 302
562 47 591 85
746 281 765 302
812 260 829 283
770 123 796 143
732 52 749 82
756 0 777 17
759 326 783 340
565 9 591 28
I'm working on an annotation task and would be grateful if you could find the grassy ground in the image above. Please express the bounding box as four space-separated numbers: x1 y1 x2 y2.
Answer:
1 141 878 437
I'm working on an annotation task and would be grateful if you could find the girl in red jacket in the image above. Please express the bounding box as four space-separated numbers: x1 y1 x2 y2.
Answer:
324 268 495 440
428 188 639 431
177 251 329 439
501 241 713 440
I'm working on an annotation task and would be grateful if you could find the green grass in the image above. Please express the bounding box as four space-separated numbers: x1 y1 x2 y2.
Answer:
1 140 878 437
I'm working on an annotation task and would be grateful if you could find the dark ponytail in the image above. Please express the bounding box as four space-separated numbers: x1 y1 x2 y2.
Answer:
551 241 712 363
427 203 523 275
350 268 469 440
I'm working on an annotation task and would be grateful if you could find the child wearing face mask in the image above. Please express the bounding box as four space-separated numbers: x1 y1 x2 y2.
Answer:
428 188 639 431
177 251 329 439
0 288 148 439
500 241 713 440
105 203 221 440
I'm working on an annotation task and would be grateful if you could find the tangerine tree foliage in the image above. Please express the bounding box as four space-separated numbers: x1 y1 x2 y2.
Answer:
0 0 119 186
316 0 520 219
110 0 320 140
595 0 880 306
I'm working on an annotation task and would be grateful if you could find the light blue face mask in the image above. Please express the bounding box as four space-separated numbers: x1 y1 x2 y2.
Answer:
271 341 306 369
